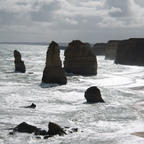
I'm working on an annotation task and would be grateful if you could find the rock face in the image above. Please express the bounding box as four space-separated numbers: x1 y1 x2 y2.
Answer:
13 122 39 134
105 40 120 60
64 40 97 75
92 43 106 55
42 41 67 85
48 122 66 136
24 103 36 109
9 121 73 138
115 38 144 66
14 50 26 73
84 86 105 103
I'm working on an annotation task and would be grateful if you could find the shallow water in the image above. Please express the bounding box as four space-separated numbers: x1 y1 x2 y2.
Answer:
0 44 144 144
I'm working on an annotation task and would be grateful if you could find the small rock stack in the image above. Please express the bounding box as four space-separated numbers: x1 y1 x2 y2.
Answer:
14 50 26 73
64 40 97 75
84 86 105 103
42 41 67 85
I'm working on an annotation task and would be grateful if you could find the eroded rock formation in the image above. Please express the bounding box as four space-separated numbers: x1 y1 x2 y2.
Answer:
14 50 26 73
64 40 97 75
115 38 144 66
92 43 106 55
9 121 78 139
105 40 120 60
42 41 67 85
84 86 105 103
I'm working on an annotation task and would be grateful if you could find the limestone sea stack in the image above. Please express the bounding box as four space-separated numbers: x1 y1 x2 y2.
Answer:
64 40 97 75
115 38 144 66
92 43 106 55
14 50 26 73
42 41 67 85
105 40 120 60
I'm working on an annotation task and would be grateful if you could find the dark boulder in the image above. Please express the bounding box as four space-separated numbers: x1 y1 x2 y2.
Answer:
48 122 66 136
24 103 36 109
64 40 97 75
9 122 78 139
42 41 67 85
115 38 144 66
13 122 39 133
84 86 105 103
14 50 26 73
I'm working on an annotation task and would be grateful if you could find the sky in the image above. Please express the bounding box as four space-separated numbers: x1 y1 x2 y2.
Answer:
0 0 144 43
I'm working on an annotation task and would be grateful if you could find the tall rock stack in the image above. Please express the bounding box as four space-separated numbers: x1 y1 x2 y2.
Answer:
14 50 26 73
64 40 97 75
115 38 144 66
42 41 67 85
105 40 120 60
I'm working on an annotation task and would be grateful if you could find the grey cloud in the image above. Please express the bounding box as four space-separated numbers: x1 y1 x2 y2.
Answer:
0 10 17 25
30 1 60 22
105 0 131 17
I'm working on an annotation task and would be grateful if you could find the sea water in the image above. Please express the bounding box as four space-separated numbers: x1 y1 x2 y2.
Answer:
0 44 144 144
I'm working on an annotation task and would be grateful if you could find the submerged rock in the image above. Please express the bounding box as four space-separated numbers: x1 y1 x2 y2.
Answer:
84 86 105 103
115 38 144 66
64 40 97 75
24 103 36 109
42 41 67 85
9 121 78 139
13 122 39 134
14 50 26 73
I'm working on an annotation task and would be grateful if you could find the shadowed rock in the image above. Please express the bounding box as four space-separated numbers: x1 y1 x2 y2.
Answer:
115 38 144 66
64 40 97 75
105 40 120 60
84 86 105 103
132 132 144 138
92 43 106 55
48 122 66 136
13 122 39 133
14 50 26 73
24 103 36 109
9 121 78 139
42 41 67 85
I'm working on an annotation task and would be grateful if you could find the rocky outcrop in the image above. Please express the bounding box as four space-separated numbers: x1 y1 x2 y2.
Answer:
48 122 66 136
9 122 78 139
115 38 144 66
92 43 106 55
13 122 40 134
42 41 67 85
14 50 26 73
64 40 97 75
24 103 36 109
84 86 105 103
132 132 144 138
105 40 120 60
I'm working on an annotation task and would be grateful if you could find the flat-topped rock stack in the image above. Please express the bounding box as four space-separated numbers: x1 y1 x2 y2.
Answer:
92 43 107 55
42 41 67 85
105 40 120 60
115 38 144 66
64 40 97 75
14 50 26 73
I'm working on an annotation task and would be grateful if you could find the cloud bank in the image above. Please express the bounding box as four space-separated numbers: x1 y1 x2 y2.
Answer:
0 0 144 42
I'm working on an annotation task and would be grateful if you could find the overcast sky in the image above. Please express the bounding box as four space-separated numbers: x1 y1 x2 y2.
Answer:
0 0 144 43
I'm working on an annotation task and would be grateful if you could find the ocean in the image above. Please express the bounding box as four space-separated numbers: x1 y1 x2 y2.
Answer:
0 44 144 144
